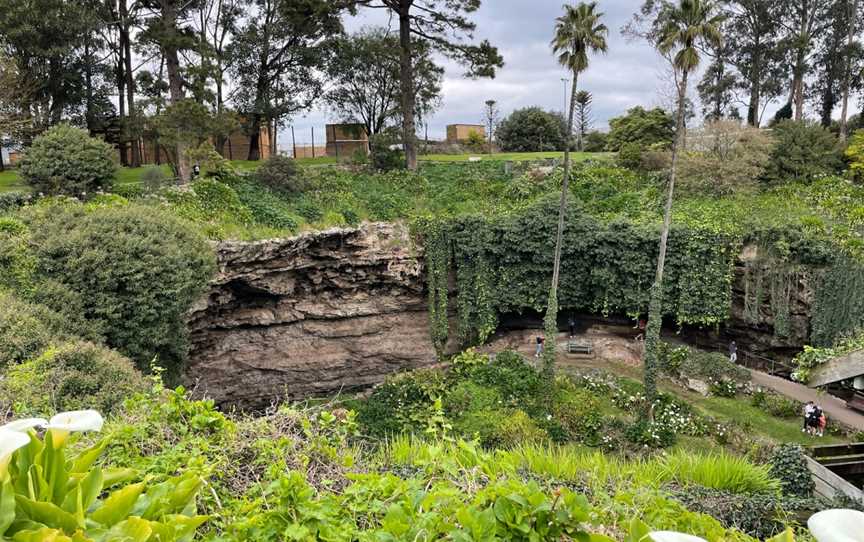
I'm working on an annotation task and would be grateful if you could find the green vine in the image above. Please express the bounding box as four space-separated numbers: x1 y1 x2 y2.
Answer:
812 255 864 347
421 218 452 356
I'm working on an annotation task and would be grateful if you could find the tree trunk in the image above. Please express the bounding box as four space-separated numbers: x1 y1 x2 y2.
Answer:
121 0 140 167
215 68 226 155
840 0 860 142
117 45 128 167
247 113 261 161
643 69 689 403
542 71 580 379
163 1 191 183
397 5 418 170
747 45 761 127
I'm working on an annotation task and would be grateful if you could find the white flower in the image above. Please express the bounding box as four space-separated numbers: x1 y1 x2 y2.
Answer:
807 509 864 542
0 429 30 478
1 418 47 433
649 532 708 542
46 410 104 446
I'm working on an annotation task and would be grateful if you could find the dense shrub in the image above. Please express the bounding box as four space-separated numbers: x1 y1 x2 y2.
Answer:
296 200 325 222
606 106 674 151
19 124 116 196
625 418 677 448
670 486 785 539
765 120 842 183
21 201 216 374
255 154 308 194
582 130 608 152
751 389 800 418
231 179 301 230
678 122 772 196
466 350 542 406
618 142 644 170
490 410 548 447
0 293 57 368
2 340 145 414
496 107 567 152
369 133 405 172
769 444 814 498
0 191 30 213
553 379 603 444
359 370 447 437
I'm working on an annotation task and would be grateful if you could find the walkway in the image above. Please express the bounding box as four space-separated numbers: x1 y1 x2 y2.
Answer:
750 369 864 432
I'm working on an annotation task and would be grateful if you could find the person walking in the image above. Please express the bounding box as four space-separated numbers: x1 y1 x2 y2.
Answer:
535 335 545 358
729 341 738 363
568 316 576 338
803 401 815 433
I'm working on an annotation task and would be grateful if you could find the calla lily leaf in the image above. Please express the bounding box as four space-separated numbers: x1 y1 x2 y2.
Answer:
807 508 864 542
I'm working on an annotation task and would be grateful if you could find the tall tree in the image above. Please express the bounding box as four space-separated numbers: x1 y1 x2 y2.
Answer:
324 28 443 137
724 0 785 126
545 1 608 378
193 0 244 153
574 90 593 149
353 0 503 170
840 0 862 141
781 0 831 121
643 0 723 402
0 0 95 141
697 42 739 120
139 0 202 182
810 1 849 127
230 0 341 161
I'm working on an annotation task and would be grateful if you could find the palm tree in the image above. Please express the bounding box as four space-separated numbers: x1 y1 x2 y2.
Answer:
642 0 723 402
543 2 608 378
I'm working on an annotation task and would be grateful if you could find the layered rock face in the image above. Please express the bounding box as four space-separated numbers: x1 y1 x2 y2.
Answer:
186 223 435 409
187 227 816 408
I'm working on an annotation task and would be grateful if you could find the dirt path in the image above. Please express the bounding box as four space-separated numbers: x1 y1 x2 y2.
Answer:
750 370 864 432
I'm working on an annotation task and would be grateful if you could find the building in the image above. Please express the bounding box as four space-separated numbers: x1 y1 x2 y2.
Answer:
122 123 273 165
446 124 486 144
324 124 369 158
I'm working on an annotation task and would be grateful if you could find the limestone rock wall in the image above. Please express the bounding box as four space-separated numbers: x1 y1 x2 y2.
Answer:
186 223 435 409
187 228 816 409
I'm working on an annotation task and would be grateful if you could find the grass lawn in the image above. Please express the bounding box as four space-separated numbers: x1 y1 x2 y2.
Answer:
0 169 27 193
418 151 611 162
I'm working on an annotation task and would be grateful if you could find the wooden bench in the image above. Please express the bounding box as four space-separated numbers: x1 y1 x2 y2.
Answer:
567 340 594 357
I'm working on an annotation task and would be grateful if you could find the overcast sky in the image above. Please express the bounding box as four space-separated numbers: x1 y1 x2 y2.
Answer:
287 0 673 147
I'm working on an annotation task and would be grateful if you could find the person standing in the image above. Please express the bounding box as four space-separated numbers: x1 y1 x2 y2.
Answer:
729 341 738 363
803 401 815 433
568 316 576 338
535 335 545 358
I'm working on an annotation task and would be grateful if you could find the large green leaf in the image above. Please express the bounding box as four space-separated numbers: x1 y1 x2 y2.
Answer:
0 478 16 535
62 468 103 517
15 495 81 533
10 526 77 542
99 517 152 542
70 442 107 475
89 483 145 528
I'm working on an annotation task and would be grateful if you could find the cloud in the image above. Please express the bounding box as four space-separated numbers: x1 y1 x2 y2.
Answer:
288 0 669 146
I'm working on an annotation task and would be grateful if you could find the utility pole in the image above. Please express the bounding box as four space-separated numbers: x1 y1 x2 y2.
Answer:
311 126 315 158
291 126 297 159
